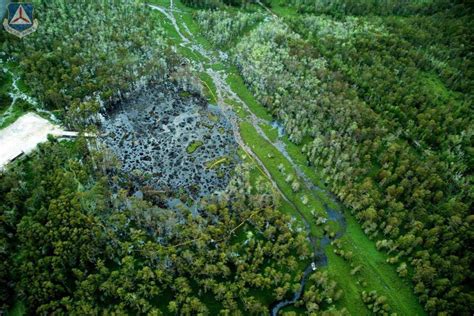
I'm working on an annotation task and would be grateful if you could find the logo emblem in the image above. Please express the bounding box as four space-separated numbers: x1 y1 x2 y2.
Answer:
3 3 38 38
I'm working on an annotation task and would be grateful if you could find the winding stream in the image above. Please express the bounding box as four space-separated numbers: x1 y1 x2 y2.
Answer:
149 3 348 314
1 64 59 126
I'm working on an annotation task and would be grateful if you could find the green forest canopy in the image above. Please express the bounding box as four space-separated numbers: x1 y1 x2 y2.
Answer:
196 0 473 314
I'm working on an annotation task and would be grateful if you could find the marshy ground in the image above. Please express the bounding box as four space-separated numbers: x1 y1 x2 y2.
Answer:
101 82 237 198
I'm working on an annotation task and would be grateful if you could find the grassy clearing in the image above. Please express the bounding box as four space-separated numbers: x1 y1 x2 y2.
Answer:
421 72 454 101
205 156 231 169
210 62 226 71
178 45 209 63
186 140 203 154
207 111 219 122
225 72 273 121
224 98 247 118
259 122 278 143
240 121 326 237
198 72 218 104
266 0 299 18
149 0 171 6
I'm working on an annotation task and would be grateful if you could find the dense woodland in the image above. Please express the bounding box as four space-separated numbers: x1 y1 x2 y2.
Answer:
283 0 472 16
196 10 264 48
3 135 339 313
196 1 473 314
3 0 173 126
0 69 10 108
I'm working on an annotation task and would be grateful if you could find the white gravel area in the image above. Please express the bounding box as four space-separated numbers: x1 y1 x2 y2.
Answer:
0 112 65 169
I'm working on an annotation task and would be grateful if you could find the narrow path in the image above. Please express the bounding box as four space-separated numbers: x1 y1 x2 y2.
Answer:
149 4 189 43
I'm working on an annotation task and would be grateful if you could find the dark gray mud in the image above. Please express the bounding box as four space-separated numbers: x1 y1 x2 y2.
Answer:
101 82 237 198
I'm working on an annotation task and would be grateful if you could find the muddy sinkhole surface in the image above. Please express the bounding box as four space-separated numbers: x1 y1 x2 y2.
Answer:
101 83 238 198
